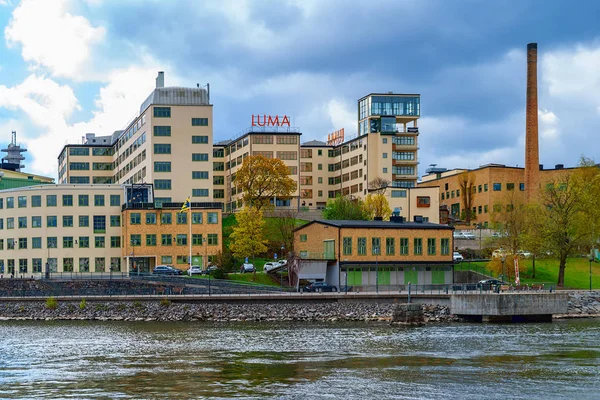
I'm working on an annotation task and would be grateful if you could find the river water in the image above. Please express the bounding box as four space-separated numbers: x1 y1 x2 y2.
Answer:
0 319 599 399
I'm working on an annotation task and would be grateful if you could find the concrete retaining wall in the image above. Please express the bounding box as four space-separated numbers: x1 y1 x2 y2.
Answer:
451 293 569 316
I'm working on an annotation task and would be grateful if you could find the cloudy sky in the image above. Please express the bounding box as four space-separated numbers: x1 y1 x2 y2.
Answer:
0 0 599 179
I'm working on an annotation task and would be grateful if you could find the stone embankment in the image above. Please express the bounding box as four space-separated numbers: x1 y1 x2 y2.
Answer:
556 291 600 318
0 301 457 323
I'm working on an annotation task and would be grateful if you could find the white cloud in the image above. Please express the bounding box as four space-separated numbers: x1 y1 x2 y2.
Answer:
326 99 355 135
4 0 106 79
538 108 559 140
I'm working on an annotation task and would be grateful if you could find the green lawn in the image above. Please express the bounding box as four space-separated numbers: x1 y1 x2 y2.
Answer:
456 257 600 289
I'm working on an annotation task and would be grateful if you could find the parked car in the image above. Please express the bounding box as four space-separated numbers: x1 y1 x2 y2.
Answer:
153 265 182 275
454 231 476 240
277 259 288 267
453 252 464 262
204 265 219 274
477 279 503 290
240 263 255 273
188 266 202 276
492 249 508 259
517 250 532 258
263 262 280 273
301 282 338 293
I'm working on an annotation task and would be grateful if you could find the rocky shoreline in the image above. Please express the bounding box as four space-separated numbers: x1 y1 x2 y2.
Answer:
0 291 597 323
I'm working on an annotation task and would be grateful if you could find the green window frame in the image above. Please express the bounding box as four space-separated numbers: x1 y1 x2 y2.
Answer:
358 237 367 255
93 215 106 233
94 195 105 206
63 236 74 248
414 238 423 255
192 212 203 224
441 238 450 255
192 118 208 126
146 234 157 246
130 213 141 225
192 153 209 162
95 236 105 248
62 215 73 227
400 238 409 255
427 238 436 255
177 213 187 225
300 234 307 242
110 215 120 227
32 238 42 249
18 216 27 228
161 213 172 225
62 195 73 206
110 195 121 207
79 236 89 248
153 126 171 136
207 212 218 224
18 196 27 208
6 197 13 208
192 135 209 144
32 195 41 207
154 162 171 172
154 179 172 190
110 236 121 248
386 238 395 255
192 171 209 179
47 237 58 248
47 216 57 227
130 234 141 246
154 106 171 117
207 233 218 245
78 195 89 206
161 256 172 264
146 213 157 224
154 144 171 154
32 216 42 228
161 234 172 246
192 234 203 245
46 195 57 207
343 237 352 255
372 237 381 255
192 189 209 197
79 215 89 227
176 234 188 246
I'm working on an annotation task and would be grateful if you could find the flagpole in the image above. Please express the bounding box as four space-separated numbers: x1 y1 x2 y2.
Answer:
189 198 192 272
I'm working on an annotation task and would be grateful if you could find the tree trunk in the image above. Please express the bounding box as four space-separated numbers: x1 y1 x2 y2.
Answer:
532 255 536 279
557 254 567 287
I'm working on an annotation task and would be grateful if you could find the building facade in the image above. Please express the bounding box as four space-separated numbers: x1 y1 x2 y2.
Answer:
293 218 454 290
0 183 223 277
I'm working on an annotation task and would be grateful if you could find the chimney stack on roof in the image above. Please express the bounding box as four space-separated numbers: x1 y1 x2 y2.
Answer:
156 71 165 88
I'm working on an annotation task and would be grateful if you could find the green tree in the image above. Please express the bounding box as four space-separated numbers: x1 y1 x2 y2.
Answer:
363 193 392 220
229 206 268 260
322 195 368 220
491 188 527 256
234 155 296 211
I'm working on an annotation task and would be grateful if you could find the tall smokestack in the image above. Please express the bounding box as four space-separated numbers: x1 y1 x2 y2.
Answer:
156 71 165 88
525 43 539 202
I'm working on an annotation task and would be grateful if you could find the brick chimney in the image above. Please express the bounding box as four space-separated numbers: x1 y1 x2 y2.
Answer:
525 43 539 202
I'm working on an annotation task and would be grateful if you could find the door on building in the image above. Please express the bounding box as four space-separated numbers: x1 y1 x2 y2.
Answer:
432 267 446 284
404 266 418 284
323 240 335 259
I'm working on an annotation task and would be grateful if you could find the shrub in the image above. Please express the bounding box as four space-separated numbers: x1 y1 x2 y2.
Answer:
160 298 171 307
133 301 143 309
79 299 87 310
68 304 75 313
45 297 58 310
212 268 228 280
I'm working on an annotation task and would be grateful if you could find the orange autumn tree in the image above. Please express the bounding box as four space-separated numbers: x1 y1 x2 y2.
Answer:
234 155 296 211
457 171 476 224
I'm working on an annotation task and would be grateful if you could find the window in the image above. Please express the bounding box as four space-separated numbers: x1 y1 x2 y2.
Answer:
343 237 352 255
47 237 57 248
146 234 157 246
161 213 172 225
192 136 209 144
478 205 482 214
493 183 502 191
153 126 171 136
18 196 27 208
129 213 141 225
79 258 89 272
154 144 171 154
7 217 14 229
94 236 105 248
69 147 89 156
154 179 172 190
62 216 73 227
192 153 209 162
414 238 423 255
383 153 388 159
47 195 57 207
386 238 395 255
357 238 367 255
507 183 515 191
176 234 188 246
18 217 27 228
32 195 41 207
383 168 388 174
110 215 120 227
79 236 90 248
177 213 187 225
32 237 42 249
372 238 381 255
6 197 14 209
63 236 74 248
110 195 120 207
192 212 203 224
192 189 209 197
427 238 436 255
192 171 209 179
276 151 297 160
162 234 172 246
146 213 157 224
62 195 73 206
47 216 57 227
110 236 121 248
153 161 172 173
78 195 89 206
208 234 218 245
399 238 409 255
276 135 298 144
192 234 204 245
484 183 488 192
19 238 27 249
161 256 173 264
94 195 105 206
300 234 307 242
391 190 407 198
519 183 525 191
192 118 209 126
130 234 141 246
69 162 90 170
417 196 430 207
207 212 218 224
95 258 105 273
0 218 3 229
441 238 450 255
154 106 171 117
110 257 121 272
93 215 106 233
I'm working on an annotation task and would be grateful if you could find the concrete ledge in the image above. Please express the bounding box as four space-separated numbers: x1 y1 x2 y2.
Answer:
451 293 569 316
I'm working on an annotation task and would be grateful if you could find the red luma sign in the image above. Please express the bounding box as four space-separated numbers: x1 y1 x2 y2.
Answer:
251 115 291 127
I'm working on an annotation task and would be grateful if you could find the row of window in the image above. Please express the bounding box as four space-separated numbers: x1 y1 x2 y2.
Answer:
0 257 121 274
299 235 450 256
0 194 120 209
153 137 209 154
68 147 114 157
129 233 218 246
129 212 218 225
0 214 117 230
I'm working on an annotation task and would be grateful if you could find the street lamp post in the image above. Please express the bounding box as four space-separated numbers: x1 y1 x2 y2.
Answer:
501 256 506 283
